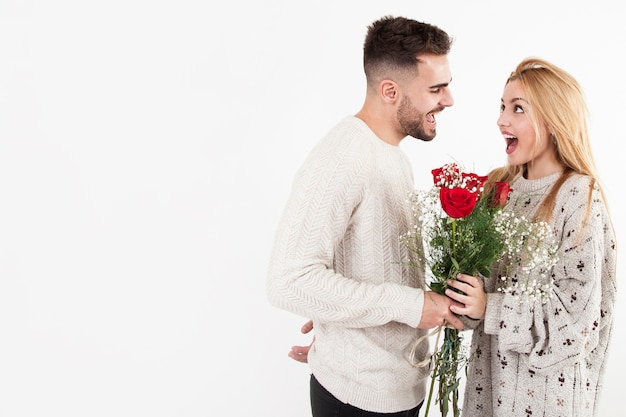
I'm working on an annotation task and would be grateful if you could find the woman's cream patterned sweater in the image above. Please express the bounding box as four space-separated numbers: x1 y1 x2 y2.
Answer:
462 172 617 417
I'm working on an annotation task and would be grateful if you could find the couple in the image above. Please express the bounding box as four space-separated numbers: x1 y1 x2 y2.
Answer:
266 15 616 417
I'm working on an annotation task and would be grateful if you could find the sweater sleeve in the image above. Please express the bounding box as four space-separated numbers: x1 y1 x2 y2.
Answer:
484 176 617 373
266 126 424 329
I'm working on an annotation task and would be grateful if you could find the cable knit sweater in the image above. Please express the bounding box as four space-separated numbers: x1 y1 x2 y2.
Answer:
266 116 430 413
462 172 617 417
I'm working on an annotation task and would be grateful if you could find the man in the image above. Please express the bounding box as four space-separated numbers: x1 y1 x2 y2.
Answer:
266 15 462 416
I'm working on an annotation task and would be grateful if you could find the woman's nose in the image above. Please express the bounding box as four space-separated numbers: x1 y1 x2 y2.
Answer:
497 113 509 127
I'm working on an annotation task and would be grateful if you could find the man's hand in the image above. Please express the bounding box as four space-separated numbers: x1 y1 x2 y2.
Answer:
288 320 314 363
418 291 464 330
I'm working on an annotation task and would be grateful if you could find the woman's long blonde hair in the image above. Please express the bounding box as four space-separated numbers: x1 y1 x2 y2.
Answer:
488 57 607 224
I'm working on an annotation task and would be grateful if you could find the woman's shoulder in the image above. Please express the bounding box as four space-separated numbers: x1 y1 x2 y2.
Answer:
562 172 594 187
559 173 604 201
557 172 610 217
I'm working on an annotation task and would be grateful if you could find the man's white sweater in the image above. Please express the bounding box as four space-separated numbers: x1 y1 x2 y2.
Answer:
267 116 430 412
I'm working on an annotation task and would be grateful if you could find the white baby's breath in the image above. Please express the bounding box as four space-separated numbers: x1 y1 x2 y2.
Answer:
402 191 560 304
493 211 559 303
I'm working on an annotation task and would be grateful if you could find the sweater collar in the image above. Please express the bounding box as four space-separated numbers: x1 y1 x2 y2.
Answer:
512 171 563 193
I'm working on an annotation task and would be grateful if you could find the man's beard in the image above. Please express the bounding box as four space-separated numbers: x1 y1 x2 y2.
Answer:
397 96 437 142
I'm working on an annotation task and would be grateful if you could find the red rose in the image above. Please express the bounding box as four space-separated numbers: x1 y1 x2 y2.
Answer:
439 187 477 219
462 172 488 194
432 164 460 187
432 167 444 184
493 181 512 207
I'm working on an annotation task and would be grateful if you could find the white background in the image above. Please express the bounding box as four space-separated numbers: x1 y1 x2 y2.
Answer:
0 1 624 416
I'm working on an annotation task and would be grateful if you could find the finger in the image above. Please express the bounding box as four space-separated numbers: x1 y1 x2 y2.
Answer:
301 320 314 334
445 288 467 303
291 345 310 355
446 314 464 330
446 282 468 296
288 350 308 363
450 304 470 315
455 274 479 287
289 346 310 359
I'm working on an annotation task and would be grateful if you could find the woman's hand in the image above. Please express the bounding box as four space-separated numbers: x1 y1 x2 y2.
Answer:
445 274 487 320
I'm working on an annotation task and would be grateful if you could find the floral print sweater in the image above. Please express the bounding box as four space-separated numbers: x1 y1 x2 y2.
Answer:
462 172 617 417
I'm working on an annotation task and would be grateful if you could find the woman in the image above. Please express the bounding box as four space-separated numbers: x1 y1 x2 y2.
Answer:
447 57 617 416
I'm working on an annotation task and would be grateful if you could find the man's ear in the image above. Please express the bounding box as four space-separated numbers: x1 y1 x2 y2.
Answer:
381 80 398 103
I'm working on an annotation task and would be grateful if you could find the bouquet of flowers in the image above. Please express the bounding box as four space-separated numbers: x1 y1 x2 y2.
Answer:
401 162 559 417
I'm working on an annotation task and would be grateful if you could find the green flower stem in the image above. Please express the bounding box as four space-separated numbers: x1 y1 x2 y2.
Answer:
422 325 463 417
423 323 444 417
451 219 457 261
424 354 438 417
436 328 462 417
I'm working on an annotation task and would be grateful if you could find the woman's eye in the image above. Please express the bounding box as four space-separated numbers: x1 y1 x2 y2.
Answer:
514 105 524 113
